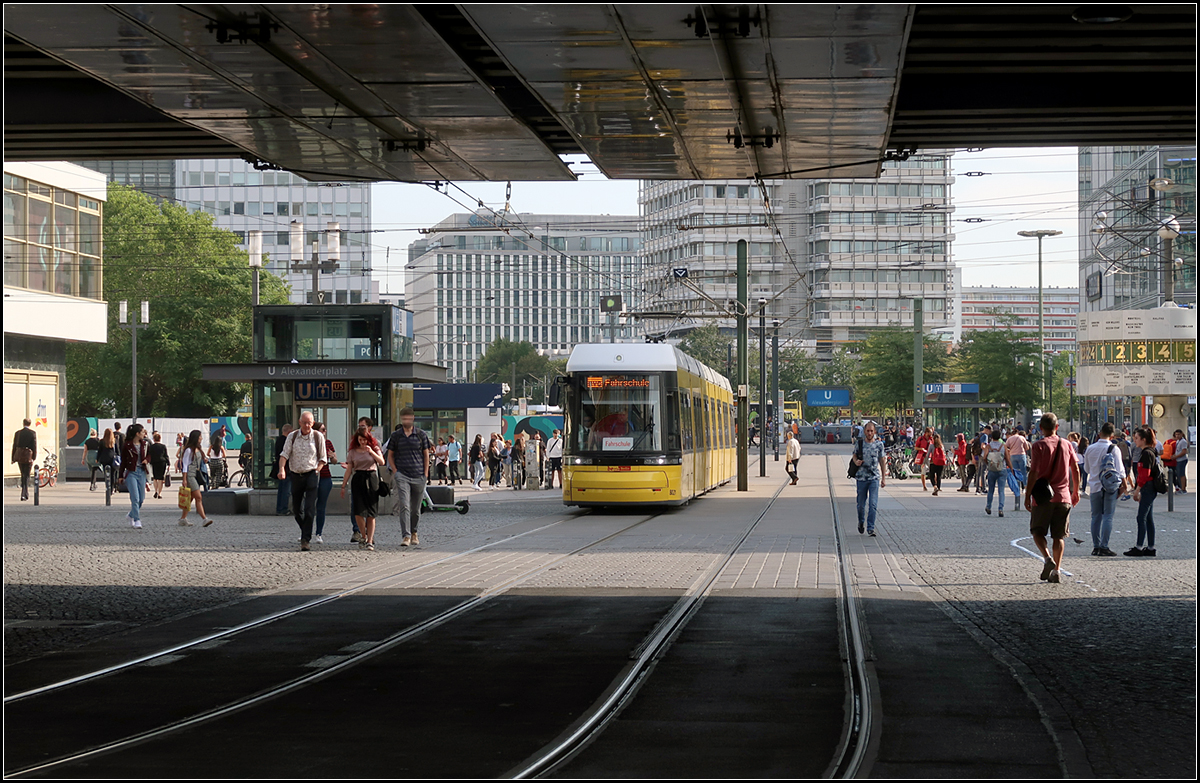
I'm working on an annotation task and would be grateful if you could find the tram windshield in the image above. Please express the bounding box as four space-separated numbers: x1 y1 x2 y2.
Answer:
570 374 662 453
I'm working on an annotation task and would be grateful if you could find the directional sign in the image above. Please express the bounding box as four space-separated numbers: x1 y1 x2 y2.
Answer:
673 267 689 279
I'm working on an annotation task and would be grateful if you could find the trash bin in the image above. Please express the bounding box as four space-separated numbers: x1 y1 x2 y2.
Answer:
827 432 835 444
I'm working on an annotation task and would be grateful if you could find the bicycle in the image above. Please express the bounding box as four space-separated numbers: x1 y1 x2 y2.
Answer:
36 447 59 488
229 461 254 488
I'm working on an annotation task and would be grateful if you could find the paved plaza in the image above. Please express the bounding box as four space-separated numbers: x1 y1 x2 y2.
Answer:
4 448 1196 777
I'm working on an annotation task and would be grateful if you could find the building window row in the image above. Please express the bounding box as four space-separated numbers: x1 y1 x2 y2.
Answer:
4 173 103 299
816 298 946 313
811 211 948 227
811 182 947 199
814 269 946 284
812 240 948 255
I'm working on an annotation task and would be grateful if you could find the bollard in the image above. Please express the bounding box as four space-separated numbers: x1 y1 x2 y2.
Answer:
105 466 112 507
32 462 39 506
1167 466 1174 513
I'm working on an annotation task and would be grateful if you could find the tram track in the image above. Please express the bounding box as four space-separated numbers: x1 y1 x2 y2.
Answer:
511 454 878 779
4 507 662 777
7 454 880 778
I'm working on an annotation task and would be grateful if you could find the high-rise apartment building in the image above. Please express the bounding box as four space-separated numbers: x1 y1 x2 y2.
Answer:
406 213 641 383
79 158 375 305
957 286 1079 353
638 153 956 355
1079 145 1196 311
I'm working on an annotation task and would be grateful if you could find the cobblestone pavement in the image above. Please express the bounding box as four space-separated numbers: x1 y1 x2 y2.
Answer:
3 482 572 662
829 454 1197 779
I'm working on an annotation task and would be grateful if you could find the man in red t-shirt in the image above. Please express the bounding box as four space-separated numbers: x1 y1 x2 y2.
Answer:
1024 412 1081 584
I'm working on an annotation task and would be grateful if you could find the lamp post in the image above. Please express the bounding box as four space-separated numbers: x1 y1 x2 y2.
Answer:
772 318 780 462
758 298 767 477
248 230 264 306
1157 215 1180 305
1017 229 1063 404
118 300 149 423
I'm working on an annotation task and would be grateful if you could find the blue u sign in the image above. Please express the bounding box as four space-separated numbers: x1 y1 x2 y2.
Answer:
806 388 851 408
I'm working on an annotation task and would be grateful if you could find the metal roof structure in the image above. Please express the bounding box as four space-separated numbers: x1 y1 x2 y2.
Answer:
4 4 1195 182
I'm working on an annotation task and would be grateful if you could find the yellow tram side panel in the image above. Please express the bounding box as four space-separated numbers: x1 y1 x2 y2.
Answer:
564 463 686 506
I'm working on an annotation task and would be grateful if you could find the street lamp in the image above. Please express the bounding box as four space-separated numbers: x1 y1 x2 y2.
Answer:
1017 229 1063 404
118 300 149 423
1156 215 1181 306
247 230 264 306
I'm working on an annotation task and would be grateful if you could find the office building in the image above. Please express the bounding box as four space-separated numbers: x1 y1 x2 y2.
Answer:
957 286 1079 353
80 158 375 305
406 213 641 383
4 161 108 484
638 152 956 356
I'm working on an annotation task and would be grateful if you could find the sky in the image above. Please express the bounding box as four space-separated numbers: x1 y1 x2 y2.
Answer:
367 147 1081 297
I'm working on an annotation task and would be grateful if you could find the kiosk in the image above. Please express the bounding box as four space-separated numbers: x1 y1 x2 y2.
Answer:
202 304 446 492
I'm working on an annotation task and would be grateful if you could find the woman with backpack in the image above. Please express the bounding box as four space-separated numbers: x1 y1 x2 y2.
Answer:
985 427 1009 517
929 434 947 496
1126 427 1164 557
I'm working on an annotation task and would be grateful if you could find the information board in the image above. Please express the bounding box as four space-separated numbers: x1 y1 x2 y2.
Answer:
806 388 852 408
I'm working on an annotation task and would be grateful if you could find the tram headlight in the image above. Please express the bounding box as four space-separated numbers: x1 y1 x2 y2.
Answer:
569 457 592 465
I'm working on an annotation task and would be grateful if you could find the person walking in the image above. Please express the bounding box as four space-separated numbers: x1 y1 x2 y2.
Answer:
785 430 802 485
82 428 103 491
1171 429 1188 493
501 439 513 487
488 435 503 487
1125 427 1163 557
985 427 1009 517
446 434 462 486
1025 413 1080 583
929 433 947 496
955 433 971 491
531 432 546 488
1005 426 1030 508
1115 431 1134 502
11 418 37 501
1074 434 1090 497
385 407 432 548
852 422 886 536
274 423 293 515
433 438 449 485
119 423 151 528
469 434 486 491
98 428 118 494
277 412 328 552
146 431 170 499
342 421 385 551
511 434 526 489
313 422 337 544
1084 422 1125 557
179 429 214 527
546 429 564 489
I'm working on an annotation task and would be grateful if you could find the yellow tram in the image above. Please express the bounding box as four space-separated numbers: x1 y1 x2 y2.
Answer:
557 343 735 507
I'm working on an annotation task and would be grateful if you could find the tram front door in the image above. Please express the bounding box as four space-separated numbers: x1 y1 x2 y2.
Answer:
298 404 348 480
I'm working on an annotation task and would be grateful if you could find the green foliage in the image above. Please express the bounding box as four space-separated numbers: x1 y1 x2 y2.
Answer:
475 338 558 401
675 324 733 375
857 328 948 412
952 328 1043 412
66 184 290 417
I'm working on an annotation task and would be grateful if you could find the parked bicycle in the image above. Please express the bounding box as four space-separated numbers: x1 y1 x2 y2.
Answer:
228 466 254 488
36 447 59 488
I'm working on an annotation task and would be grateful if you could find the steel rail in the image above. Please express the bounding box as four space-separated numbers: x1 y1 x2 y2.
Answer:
5 510 582 704
6 510 666 778
509 474 792 779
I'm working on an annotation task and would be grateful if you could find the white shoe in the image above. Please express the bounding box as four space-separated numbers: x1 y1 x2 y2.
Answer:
314 535 323 543
179 518 194 526
133 520 142 529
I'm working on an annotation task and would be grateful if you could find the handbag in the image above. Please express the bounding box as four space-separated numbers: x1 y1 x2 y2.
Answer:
165 471 171 488
177 484 192 510
847 439 864 479
377 475 391 498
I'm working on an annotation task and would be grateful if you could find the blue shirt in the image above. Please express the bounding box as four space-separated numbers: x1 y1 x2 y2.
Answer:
855 438 886 482
446 440 462 461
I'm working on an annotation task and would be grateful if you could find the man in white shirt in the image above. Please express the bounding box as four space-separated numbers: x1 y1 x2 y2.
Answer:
785 430 802 485
1083 422 1125 557
545 429 564 490
277 411 327 551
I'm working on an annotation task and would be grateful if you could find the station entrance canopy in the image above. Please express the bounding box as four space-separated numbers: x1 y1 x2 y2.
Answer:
4 5 1195 182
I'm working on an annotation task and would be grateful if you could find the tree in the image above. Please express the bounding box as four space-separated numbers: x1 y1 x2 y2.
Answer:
857 327 949 414
675 324 734 375
66 184 291 417
952 327 1043 413
474 338 557 404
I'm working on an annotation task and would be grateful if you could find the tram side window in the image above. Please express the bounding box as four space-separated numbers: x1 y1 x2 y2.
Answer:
666 390 681 451
695 395 705 451
686 393 696 449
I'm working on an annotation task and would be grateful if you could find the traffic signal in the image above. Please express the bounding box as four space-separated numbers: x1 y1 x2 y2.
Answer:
601 295 623 313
